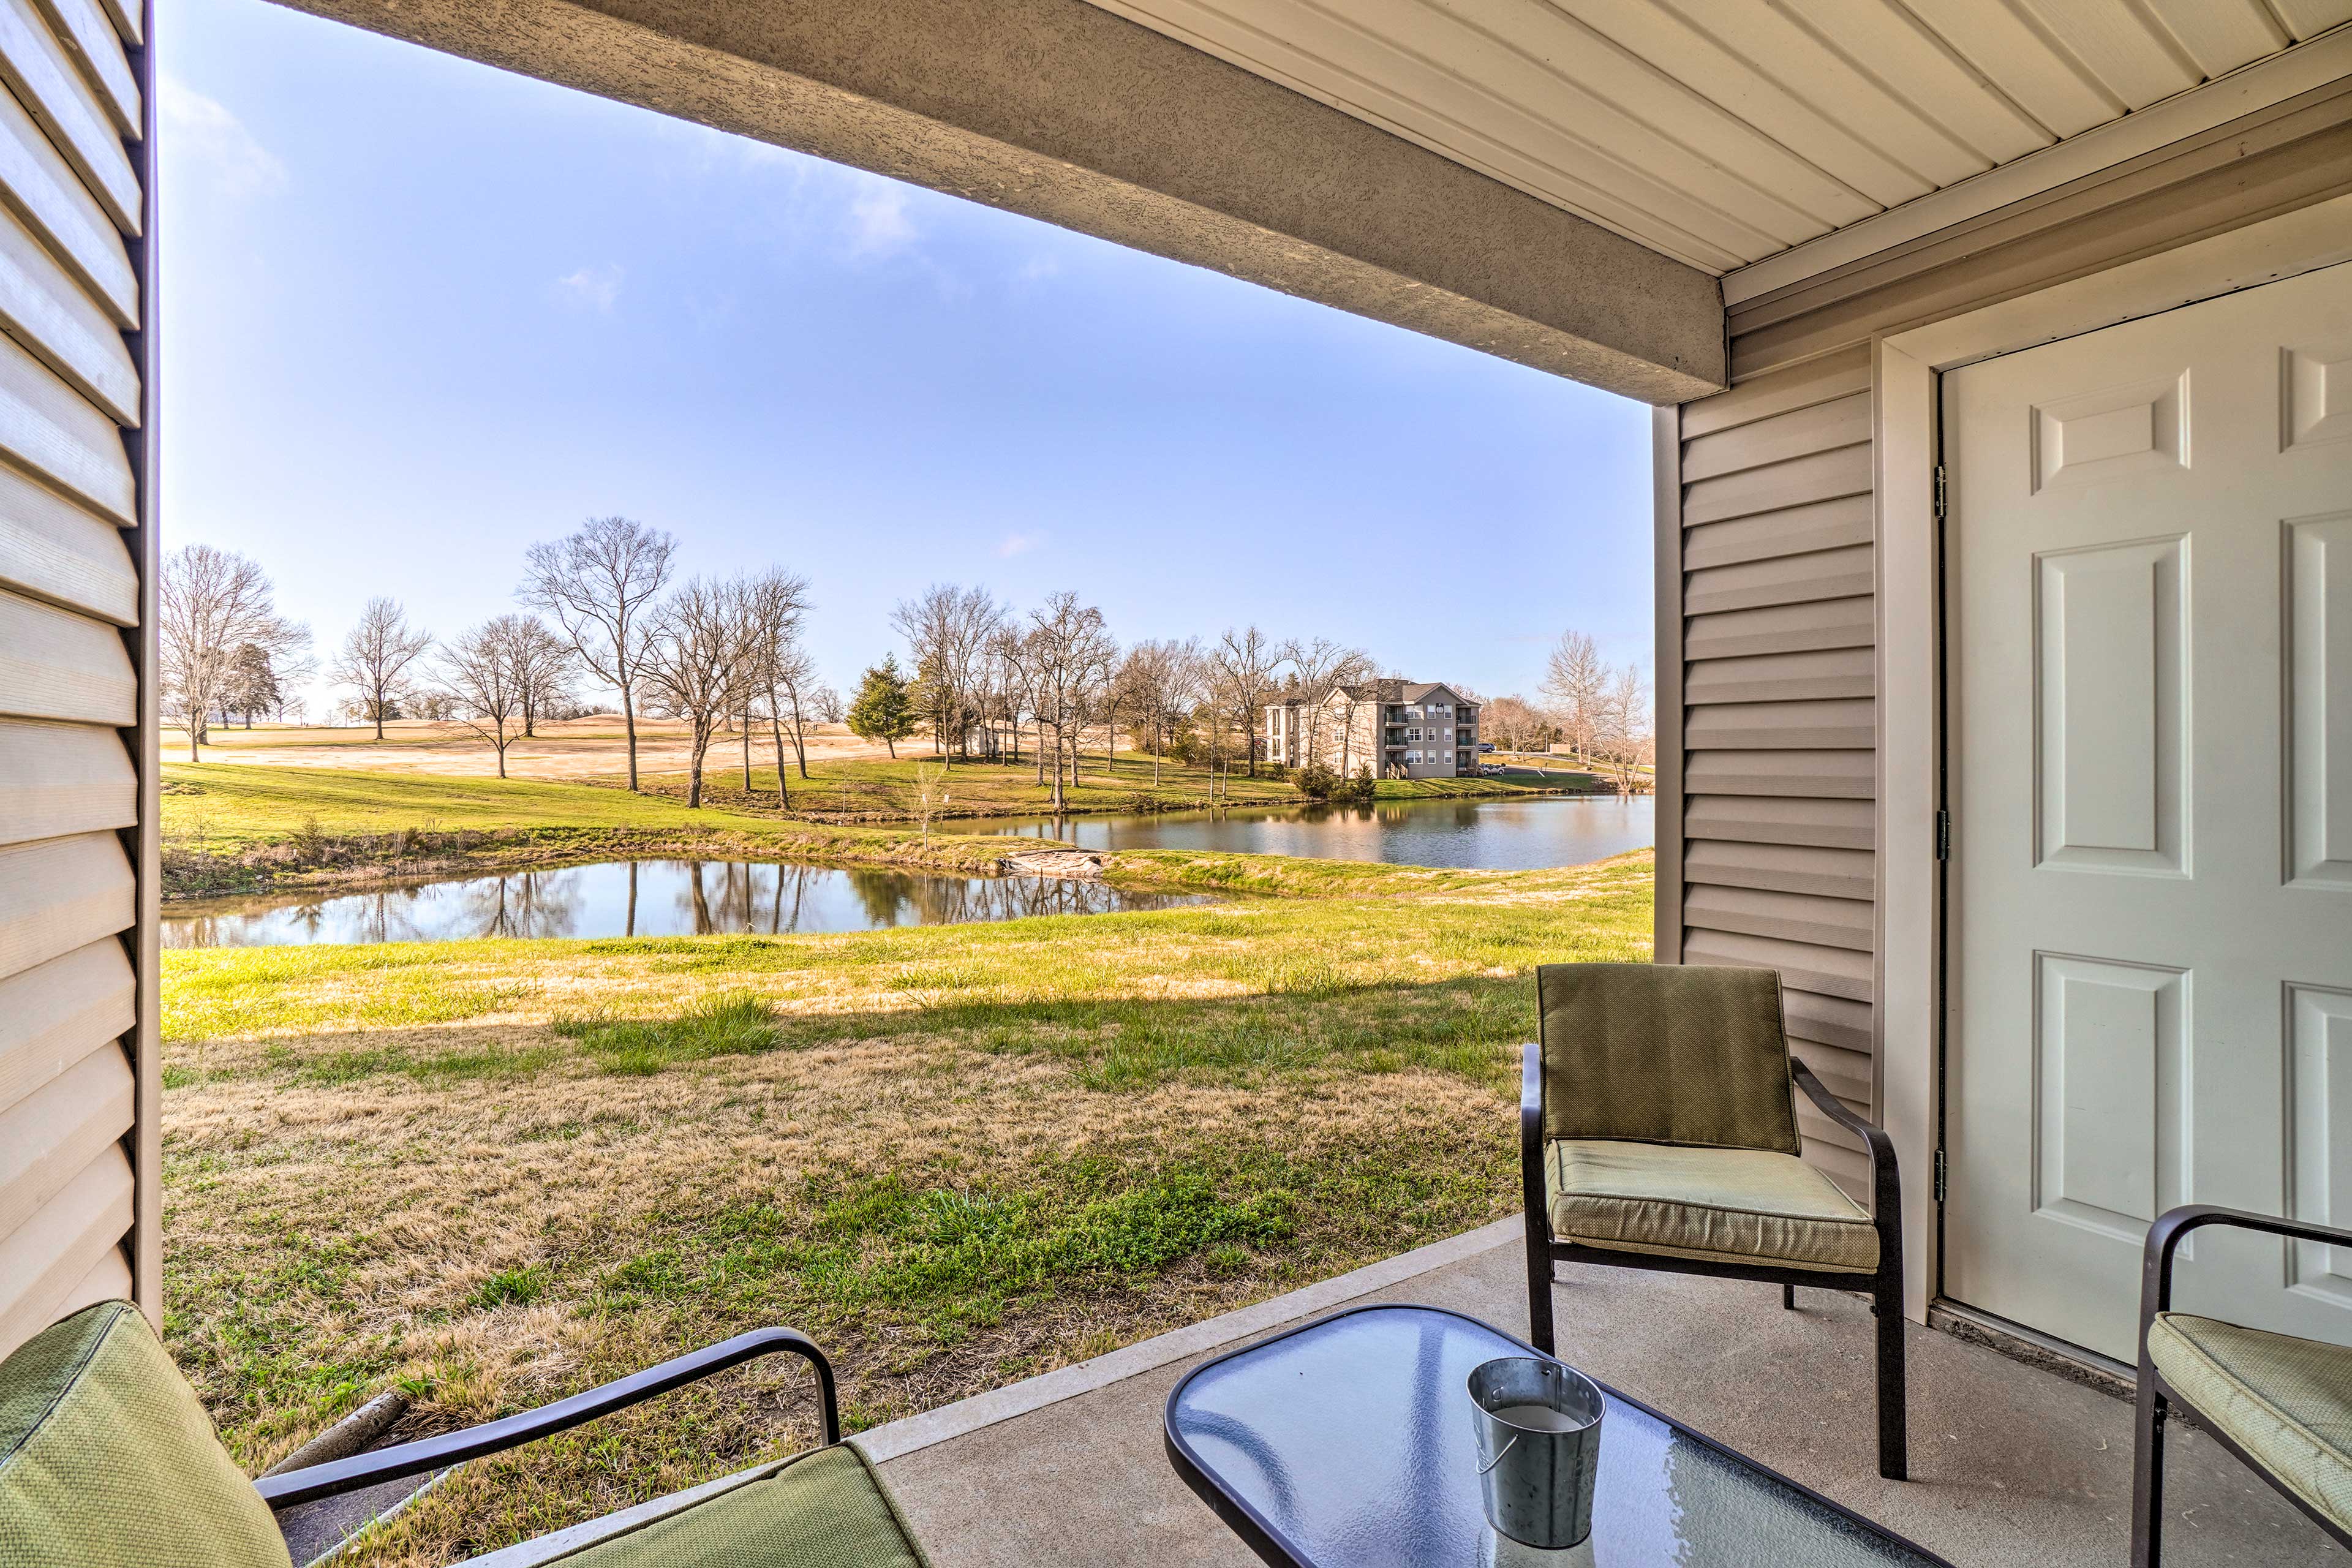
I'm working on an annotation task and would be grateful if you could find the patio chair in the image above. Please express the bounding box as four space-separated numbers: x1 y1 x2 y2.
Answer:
1521 962 1907 1479
0 1298 932 1567
2131 1205 2352 1566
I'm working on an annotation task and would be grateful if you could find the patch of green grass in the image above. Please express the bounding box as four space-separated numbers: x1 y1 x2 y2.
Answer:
551 991 780 1075
271 1036 564 1088
470 1265 548 1310
166 943 536 1044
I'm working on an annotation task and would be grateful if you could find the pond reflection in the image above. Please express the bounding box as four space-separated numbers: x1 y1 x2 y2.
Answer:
986 793 1654 872
164 858 1207 948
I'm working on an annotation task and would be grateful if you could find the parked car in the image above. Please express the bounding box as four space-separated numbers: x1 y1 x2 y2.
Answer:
1478 763 1506 776
1477 742 1495 752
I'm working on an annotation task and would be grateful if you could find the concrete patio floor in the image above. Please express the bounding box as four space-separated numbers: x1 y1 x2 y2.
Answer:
859 1219 2346 1567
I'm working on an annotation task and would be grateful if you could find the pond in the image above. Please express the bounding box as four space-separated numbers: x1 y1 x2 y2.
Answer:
162 859 1208 948
984 791 1654 872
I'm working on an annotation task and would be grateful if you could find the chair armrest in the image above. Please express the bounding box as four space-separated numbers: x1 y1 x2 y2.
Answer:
254 1327 839 1510
1789 1060 1900 1230
1521 1043 1547 1239
2138 1205 2352 1347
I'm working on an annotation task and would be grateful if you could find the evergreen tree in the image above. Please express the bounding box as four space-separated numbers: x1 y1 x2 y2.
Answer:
847 655 918 759
224 642 282 728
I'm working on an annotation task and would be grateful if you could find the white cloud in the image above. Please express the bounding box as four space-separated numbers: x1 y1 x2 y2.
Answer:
845 179 916 258
554 263 624 312
1016 255 1061 284
997 532 1043 559
160 77 285 198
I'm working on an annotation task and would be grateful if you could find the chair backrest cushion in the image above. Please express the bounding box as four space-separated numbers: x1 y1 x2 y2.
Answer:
1536 963 1800 1154
0 1299 293 1568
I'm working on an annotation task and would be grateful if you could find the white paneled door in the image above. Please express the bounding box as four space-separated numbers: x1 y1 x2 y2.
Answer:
1943 262 2352 1362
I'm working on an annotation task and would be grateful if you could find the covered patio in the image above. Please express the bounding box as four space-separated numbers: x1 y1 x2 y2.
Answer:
5 0 2352 1561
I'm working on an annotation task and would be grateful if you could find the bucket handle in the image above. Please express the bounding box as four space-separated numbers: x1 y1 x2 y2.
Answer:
1474 1430 1520 1476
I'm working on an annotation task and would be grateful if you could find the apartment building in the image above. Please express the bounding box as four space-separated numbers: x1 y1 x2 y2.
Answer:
1264 680 1479 780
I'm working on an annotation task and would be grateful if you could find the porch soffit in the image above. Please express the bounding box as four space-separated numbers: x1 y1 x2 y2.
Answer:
1080 0 2352 293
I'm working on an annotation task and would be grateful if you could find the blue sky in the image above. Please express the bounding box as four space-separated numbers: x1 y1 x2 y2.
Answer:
160 0 1653 717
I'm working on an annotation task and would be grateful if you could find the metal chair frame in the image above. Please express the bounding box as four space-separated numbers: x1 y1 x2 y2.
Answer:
2130 1205 2352 1566
253 1327 839 1511
1520 1042 1909 1480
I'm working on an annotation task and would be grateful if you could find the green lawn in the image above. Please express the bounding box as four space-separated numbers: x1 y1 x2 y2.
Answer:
163 764 786 847
160 848 1653 1565
160 765 1030 897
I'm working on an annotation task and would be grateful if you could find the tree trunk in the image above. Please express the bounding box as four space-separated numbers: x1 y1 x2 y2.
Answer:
374 701 385 742
741 715 752 791
686 726 708 808
626 859 638 937
884 734 897 760
622 680 642 791
495 741 508 779
785 710 804 809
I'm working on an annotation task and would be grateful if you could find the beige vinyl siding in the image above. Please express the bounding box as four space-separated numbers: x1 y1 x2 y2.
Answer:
0 0 142 1365
1673 345 1878 1196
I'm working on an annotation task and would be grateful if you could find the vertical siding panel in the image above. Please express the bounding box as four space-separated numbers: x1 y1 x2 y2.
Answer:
1671 353 1879 1194
1651 405 1682 963
0 0 143 1364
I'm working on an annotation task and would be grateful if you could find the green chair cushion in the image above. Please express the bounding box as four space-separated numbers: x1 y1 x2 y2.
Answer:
0 1300 292 1568
1537 963 1800 1154
1545 1139 1877 1273
2148 1312 2352 1533
552 1443 930 1567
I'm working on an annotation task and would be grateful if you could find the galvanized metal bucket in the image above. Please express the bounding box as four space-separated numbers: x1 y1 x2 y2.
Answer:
1468 1355 1604 1550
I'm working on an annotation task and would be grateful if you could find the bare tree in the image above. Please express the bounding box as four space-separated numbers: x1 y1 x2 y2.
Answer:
1282 636 1372 771
158 545 308 762
330 597 433 740
1544 630 1608 764
1120 638 1202 785
639 576 754 808
1590 662 1654 793
892 584 1004 768
741 568 815 804
437 616 533 777
507 617 573 739
911 759 949 849
1481 694 1553 754
1208 625 1286 778
1023 592 1115 809
989 624 1045 782
521 516 678 791
812 684 845 725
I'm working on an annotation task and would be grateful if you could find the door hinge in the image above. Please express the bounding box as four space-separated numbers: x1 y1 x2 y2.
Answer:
1933 464 1948 519
1935 809 1951 861
1934 1149 1948 1204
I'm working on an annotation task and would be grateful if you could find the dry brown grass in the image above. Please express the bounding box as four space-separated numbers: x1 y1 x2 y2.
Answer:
162 853 1653 1563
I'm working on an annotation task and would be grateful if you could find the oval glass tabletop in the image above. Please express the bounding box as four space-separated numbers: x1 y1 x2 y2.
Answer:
1163 1303 1948 1568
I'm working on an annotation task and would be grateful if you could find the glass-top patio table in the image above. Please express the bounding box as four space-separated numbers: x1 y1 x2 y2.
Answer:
1163 1303 1950 1567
